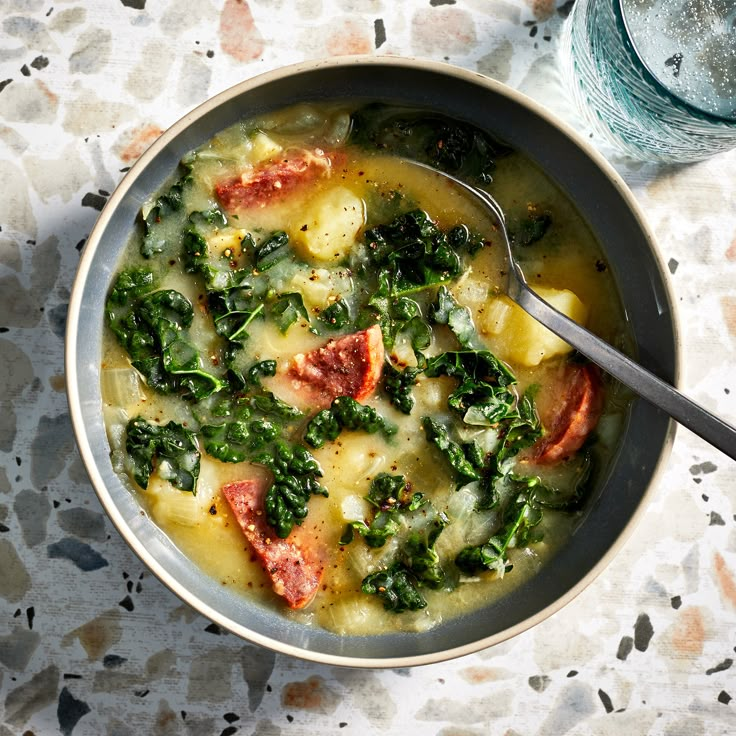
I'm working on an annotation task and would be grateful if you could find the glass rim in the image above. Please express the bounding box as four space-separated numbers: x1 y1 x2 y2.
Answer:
617 0 736 125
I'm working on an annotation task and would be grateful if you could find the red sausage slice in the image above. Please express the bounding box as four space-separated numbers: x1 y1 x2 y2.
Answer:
216 148 335 211
221 479 324 609
527 363 603 465
286 324 385 409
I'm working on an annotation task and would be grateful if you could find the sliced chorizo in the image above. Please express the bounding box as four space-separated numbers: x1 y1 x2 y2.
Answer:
286 324 385 409
221 479 324 609
527 362 603 465
215 148 336 211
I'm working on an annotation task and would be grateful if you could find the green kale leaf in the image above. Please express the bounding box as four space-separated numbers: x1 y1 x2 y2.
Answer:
125 416 200 493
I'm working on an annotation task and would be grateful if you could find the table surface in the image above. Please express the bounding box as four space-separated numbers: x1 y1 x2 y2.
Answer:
1 1 735 734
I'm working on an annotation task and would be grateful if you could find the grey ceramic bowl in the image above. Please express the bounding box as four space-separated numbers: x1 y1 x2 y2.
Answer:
66 57 677 667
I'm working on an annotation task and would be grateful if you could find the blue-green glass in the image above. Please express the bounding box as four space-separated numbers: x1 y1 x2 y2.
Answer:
560 0 736 162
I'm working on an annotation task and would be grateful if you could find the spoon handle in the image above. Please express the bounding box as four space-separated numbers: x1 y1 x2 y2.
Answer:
514 282 736 461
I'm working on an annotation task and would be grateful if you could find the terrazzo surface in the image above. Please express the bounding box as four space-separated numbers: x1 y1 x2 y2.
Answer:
1 0 735 734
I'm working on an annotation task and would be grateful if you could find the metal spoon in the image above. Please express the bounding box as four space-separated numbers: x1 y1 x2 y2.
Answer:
415 162 736 461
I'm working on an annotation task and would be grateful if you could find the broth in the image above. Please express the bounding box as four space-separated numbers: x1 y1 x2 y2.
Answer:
102 102 630 634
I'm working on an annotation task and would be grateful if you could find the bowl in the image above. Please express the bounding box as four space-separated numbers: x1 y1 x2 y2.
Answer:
66 57 678 667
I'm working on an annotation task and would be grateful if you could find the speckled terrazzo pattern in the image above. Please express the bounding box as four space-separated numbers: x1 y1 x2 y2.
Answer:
1 0 735 733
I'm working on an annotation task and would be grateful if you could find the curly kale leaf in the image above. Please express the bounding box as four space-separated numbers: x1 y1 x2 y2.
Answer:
425 349 515 387
254 230 289 271
509 212 552 247
400 513 449 589
455 480 544 575
319 298 351 331
342 473 424 549
252 441 328 539
125 416 200 494
201 418 280 463
349 103 509 185
270 292 309 334
304 396 397 449
382 363 422 415
141 172 193 258
106 279 224 401
429 286 477 349
364 209 462 297
361 562 427 613
422 417 482 481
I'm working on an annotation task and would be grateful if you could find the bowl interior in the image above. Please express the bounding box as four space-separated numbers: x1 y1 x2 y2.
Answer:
66 58 676 667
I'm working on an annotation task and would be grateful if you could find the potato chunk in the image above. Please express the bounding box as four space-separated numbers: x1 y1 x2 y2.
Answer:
481 286 588 367
248 132 282 164
293 186 365 263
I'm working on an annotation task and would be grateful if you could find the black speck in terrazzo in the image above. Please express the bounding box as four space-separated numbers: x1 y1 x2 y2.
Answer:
690 461 717 476
75 238 86 252
81 192 107 211
0 523 9 533
46 7 53 16
206 49 214 58
0 79 12 94
702 493 709 501
566 670 578 677
31 55 49 70
529 25 538 37
430 0 456 5
126 579 133 593
694 478 702 484
598 689 614 713
634 613 654 652
286 715 294 723
617 635 634 660
57 686 91 736
706 658 733 675
709 511 725 526
103 654 127 668
20 64 30 77
47 537 109 572
118 595 134 612
13 608 21 617
374 18 386 48
718 691 732 705
223 713 239 724
668 258 679 274
135 581 142 593
27 606 34 630
63 673 83 679
671 595 682 609
134 688 150 698
558 0 575 17
220 728 238 736
339 724 348 729
121 0 146 9
528 675 551 692
205 623 223 635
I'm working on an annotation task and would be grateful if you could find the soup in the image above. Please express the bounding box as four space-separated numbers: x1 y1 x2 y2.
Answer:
102 102 630 634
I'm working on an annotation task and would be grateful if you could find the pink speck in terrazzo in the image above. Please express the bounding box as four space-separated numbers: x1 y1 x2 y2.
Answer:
326 18 373 56
219 0 264 62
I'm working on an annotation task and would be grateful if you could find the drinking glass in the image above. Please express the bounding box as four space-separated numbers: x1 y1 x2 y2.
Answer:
559 0 736 162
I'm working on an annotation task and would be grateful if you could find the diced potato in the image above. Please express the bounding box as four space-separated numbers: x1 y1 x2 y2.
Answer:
206 228 250 257
286 268 333 311
292 186 365 263
248 131 282 164
341 494 369 522
480 287 588 367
